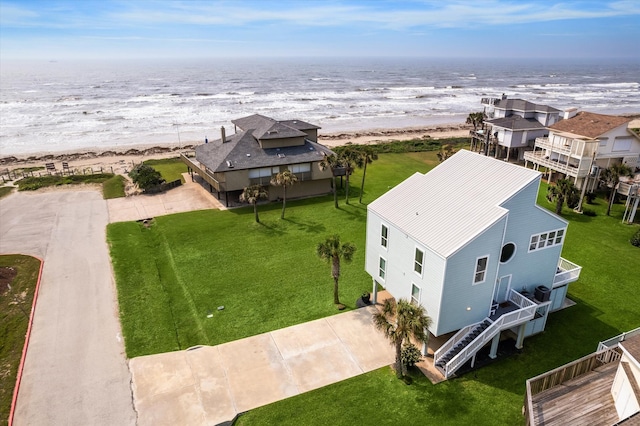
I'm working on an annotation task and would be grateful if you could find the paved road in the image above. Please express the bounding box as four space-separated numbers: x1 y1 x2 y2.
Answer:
0 190 136 425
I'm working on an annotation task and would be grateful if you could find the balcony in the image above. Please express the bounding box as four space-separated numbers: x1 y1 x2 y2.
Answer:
523 151 583 178
554 257 581 287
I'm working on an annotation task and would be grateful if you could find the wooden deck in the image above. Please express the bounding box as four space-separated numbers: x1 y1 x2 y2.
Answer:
530 361 619 425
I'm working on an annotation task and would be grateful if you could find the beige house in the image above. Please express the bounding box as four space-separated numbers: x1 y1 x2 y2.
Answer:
523 110 640 192
181 114 335 206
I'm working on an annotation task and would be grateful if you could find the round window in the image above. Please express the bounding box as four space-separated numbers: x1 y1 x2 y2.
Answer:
500 243 516 263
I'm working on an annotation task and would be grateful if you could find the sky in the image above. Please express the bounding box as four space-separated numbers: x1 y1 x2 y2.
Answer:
1 0 640 60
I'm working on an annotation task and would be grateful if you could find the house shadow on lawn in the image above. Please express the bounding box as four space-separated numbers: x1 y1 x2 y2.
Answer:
460 296 620 396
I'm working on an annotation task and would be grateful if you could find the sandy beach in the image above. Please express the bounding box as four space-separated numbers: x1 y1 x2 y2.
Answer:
2 118 639 176
0 122 473 175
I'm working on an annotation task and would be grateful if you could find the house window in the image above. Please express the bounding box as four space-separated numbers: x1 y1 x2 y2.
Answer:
411 283 421 305
474 256 489 284
529 229 565 252
414 248 424 275
379 257 386 280
500 243 516 263
381 224 388 248
289 163 312 181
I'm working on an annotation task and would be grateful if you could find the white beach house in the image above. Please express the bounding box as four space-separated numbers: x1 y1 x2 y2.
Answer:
365 150 581 379
471 95 562 161
524 110 640 192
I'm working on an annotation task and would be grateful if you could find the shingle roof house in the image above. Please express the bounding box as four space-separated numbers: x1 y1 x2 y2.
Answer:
181 114 335 206
365 150 582 379
472 95 562 161
524 111 640 194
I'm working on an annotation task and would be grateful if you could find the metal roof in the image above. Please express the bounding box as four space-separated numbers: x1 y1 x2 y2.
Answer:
368 150 542 257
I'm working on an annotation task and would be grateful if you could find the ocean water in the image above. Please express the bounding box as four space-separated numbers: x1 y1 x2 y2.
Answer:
1 57 639 156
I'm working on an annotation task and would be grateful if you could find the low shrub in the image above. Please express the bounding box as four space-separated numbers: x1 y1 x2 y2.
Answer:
582 208 597 217
631 229 640 247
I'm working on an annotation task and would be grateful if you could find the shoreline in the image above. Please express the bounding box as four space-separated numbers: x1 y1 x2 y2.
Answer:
0 122 472 170
2 116 639 174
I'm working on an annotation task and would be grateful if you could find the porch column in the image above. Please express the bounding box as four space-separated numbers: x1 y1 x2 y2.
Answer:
489 332 500 359
516 323 527 349
372 278 378 304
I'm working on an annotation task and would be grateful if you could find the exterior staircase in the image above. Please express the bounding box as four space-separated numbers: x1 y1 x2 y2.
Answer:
434 289 537 379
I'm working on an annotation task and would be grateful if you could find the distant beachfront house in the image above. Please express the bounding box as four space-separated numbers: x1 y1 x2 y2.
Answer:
523 110 640 193
365 150 581 379
470 95 562 161
524 328 640 425
181 114 335 206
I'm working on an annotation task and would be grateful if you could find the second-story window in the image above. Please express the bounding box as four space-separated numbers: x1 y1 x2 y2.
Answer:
381 224 388 248
474 256 489 284
414 248 424 275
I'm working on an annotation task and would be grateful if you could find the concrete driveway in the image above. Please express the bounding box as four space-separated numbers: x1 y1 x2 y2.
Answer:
0 190 136 425
107 173 223 223
130 306 395 425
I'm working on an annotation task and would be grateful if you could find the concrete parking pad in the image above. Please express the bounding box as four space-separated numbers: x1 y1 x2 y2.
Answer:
130 306 395 425
107 173 223 223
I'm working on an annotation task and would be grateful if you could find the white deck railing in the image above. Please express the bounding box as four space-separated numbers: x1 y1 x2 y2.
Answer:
597 326 640 352
554 257 582 287
439 290 537 379
433 322 485 363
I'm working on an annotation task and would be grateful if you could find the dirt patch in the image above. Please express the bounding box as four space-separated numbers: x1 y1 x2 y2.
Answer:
0 266 17 294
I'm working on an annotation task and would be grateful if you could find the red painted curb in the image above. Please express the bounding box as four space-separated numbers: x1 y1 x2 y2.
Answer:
8 256 44 426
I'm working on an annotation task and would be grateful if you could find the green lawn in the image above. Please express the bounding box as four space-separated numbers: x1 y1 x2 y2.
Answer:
143 157 188 183
107 149 640 425
235 179 640 426
108 152 440 358
0 255 41 423
102 174 126 199
0 186 14 199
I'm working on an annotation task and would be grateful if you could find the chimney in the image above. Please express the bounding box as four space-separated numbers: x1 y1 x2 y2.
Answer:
221 126 226 143
564 108 578 120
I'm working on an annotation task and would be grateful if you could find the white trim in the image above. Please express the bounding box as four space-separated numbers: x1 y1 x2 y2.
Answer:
414 247 424 277
528 228 565 252
500 242 517 263
473 255 490 285
411 283 421 305
378 256 387 281
380 223 389 250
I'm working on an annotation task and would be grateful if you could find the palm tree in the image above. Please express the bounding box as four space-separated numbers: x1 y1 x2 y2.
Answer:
466 112 485 131
338 147 359 205
319 153 342 208
354 146 378 204
600 164 634 216
240 184 268 223
270 170 298 219
546 178 578 215
436 144 456 162
316 235 356 306
373 298 432 378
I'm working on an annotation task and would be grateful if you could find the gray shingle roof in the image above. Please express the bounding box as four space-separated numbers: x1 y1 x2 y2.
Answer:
494 98 560 114
195 131 334 173
231 114 307 140
486 116 547 131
